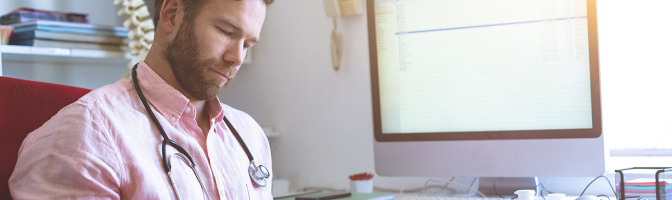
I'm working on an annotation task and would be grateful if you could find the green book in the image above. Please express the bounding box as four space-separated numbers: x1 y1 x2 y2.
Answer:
337 193 394 200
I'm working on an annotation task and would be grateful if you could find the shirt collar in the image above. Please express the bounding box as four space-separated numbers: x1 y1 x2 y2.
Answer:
135 61 224 126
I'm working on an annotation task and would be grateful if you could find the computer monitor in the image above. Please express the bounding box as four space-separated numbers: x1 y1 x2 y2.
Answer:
367 0 606 178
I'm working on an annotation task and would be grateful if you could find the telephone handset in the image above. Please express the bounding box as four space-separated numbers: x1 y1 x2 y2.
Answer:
322 0 363 71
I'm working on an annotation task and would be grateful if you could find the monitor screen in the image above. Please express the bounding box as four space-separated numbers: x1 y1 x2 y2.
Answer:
369 0 602 141
367 0 606 178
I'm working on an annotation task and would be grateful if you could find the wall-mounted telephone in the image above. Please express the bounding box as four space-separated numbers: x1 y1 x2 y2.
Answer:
323 0 363 71
323 0 363 17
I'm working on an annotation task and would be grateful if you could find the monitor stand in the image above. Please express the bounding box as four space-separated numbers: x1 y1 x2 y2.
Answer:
478 177 538 197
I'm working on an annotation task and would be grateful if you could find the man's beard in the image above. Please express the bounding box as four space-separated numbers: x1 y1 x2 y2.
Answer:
163 22 238 100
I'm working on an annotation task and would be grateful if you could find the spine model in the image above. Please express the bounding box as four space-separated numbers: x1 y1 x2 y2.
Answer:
114 0 154 78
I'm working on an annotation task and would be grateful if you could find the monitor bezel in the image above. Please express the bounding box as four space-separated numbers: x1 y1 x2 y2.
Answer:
367 0 602 142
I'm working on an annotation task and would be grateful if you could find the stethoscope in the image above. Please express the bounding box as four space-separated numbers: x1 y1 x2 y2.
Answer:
131 63 270 200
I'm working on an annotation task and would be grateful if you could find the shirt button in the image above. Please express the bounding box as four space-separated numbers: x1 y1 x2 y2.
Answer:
185 107 192 113
170 117 176 122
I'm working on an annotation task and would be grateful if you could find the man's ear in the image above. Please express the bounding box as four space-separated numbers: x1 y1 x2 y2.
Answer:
159 0 183 35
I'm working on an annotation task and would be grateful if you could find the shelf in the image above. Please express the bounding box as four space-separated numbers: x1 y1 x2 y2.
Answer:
265 132 280 153
0 45 131 64
1 44 251 77
265 132 280 139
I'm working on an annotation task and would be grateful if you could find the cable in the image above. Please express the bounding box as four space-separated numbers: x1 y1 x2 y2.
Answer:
427 177 456 196
492 178 552 199
468 177 478 195
537 183 555 194
579 176 618 197
420 179 488 198
494 177 505 198
537 183 556 200
302 178 479 196
597 194 611 200
535 177 541 200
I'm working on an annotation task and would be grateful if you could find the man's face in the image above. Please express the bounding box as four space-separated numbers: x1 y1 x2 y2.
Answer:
164 0 266 100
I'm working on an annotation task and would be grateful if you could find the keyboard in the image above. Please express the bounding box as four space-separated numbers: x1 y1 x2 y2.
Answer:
397 197 512 200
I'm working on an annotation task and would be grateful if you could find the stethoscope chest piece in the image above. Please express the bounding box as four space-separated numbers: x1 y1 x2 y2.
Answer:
248 161 270 187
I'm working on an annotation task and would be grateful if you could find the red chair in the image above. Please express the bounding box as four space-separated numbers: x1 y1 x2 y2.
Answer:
0 77 91 199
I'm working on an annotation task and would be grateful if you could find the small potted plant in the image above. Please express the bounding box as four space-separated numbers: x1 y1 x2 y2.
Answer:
349 172 374 193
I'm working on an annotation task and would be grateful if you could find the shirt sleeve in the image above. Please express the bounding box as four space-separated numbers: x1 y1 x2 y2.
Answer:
9 103 122 199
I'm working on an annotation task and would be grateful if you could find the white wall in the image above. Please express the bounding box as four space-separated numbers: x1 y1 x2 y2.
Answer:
217 0 647 196
218 0 587 195
1 0 127 89
218 0 385 191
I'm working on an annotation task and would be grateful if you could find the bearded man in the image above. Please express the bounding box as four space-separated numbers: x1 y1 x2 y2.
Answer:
9 0 274 199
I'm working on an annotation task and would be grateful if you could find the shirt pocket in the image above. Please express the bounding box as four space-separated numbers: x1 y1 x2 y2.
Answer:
246 182 273 200
168 156 208 200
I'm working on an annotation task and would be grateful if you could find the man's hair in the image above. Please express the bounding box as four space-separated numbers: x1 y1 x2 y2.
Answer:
153 0 275 28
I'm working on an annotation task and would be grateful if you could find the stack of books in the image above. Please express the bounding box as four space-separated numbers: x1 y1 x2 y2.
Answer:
619 179 672 200
0 7 88 24
1 8 128 52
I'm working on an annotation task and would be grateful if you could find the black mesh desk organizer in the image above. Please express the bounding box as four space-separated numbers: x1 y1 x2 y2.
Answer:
616 167 672 200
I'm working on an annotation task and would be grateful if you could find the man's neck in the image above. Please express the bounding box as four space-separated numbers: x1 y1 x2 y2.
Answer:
144 48 211 134
144 47 197 102
194 100 211 136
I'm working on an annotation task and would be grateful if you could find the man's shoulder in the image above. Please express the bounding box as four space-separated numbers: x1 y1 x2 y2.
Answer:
218 102 268 144
219 102 262 129
74 78 135 109
29 77 137 141
219 102 256 121
21 78 136 151
220 102 243 114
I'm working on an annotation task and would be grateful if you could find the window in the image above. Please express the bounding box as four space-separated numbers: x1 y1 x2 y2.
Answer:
599 0 672 168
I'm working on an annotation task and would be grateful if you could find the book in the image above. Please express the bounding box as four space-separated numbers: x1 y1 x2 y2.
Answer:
336 193 394 200
623 179 672 186
623 192 672 198
10 30 127 44
10 39 125 52
10 20 128 37
275 191 393 200
0 7 89 25
0 25 13 45
274 190 323 200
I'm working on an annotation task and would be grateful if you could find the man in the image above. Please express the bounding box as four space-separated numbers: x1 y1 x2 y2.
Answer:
9 0 274 199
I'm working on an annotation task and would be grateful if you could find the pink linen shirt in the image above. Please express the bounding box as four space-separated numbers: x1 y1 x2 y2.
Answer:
9 62 272 199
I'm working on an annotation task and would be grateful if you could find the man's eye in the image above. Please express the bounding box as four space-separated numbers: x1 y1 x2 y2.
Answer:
218 27 233 36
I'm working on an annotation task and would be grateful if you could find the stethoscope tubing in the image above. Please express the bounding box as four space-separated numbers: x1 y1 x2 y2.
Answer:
131 63 269 191
132 64 197 172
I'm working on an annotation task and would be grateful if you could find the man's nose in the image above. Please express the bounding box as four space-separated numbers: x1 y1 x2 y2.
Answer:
223 42 246 66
